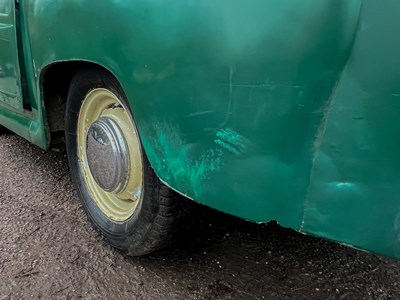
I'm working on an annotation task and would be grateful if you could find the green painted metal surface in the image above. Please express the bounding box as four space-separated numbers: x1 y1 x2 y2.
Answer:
0 0 23 110
0 0 399 258
302 0 400 259
0 0 46 147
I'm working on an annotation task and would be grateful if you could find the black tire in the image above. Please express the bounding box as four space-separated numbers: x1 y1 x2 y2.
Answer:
65 68 183 256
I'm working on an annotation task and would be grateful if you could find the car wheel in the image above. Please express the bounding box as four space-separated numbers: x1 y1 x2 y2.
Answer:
65 68 183 256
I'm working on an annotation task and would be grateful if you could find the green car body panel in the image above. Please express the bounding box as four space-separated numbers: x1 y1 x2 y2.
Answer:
0 0 399 258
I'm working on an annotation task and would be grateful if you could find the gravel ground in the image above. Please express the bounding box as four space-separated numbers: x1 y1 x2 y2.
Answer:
0 132 400 300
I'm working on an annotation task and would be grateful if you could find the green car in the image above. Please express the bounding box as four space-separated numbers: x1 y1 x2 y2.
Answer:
1 0 400 258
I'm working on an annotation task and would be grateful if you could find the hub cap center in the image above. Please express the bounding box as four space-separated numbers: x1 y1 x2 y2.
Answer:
86 117 129 193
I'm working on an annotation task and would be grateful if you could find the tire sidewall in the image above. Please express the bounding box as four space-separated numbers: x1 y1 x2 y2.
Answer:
65 69 160 251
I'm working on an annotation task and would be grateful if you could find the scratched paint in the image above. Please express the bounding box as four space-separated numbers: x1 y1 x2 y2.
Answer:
141 122 223 198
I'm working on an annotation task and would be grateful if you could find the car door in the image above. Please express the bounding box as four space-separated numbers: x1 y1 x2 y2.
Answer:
0 0 23 110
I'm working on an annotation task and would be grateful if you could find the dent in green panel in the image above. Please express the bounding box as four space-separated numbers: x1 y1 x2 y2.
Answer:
131 0 362 227
302 0 400 259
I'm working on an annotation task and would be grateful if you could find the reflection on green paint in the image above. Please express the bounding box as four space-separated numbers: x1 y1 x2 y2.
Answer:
215 128 248 156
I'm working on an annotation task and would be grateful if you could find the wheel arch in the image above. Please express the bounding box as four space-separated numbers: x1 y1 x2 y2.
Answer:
39 60 171 197
40 60 119 146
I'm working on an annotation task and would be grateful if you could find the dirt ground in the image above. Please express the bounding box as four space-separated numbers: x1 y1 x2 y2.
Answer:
0 132 400 300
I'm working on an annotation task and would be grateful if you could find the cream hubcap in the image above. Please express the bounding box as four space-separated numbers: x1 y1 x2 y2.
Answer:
77 88 143 221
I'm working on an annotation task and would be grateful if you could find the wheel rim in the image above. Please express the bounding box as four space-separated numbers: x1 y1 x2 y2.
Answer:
77 88 143 222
